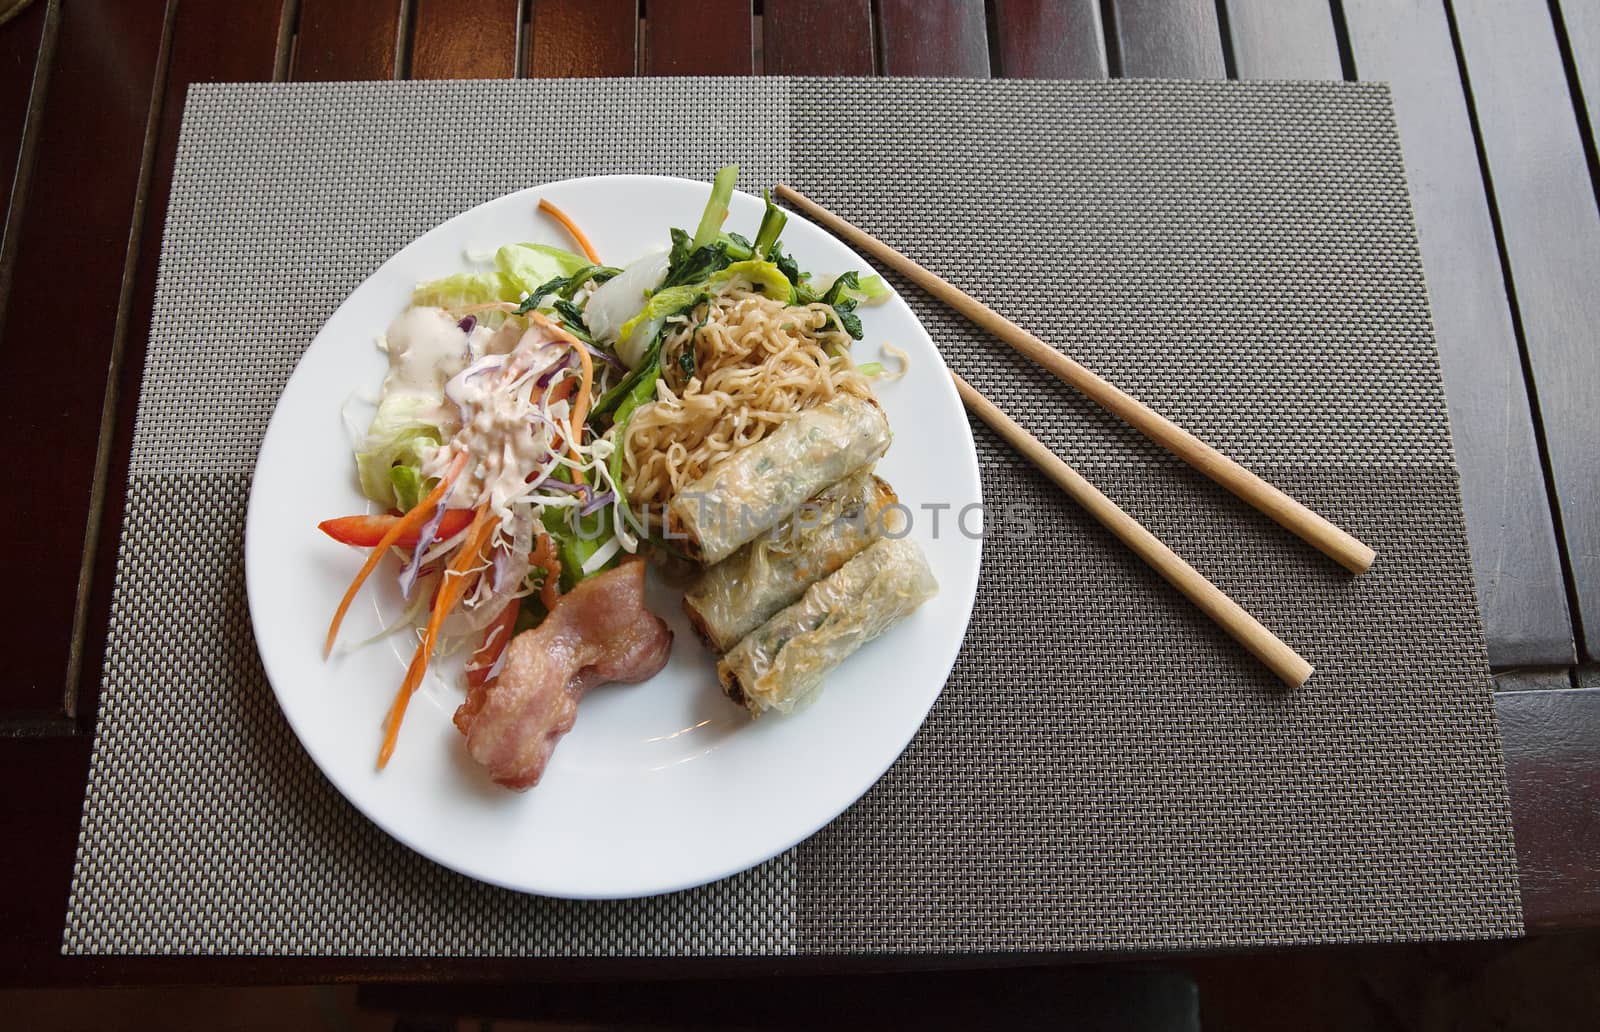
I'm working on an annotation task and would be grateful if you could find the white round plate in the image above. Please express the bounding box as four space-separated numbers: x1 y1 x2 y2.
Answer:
246 175 982 898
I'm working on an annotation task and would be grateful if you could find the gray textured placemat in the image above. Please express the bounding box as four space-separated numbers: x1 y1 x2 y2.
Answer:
64 78 1522 956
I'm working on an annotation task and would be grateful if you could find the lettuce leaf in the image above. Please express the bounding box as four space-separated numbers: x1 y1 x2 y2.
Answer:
388 465 431 513
496 243 589 293
411 242 589 312
355 395 444 510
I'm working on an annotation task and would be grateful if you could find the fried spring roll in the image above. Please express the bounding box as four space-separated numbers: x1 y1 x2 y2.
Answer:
718 537 938 716
684 472 898 652
667 394 891 565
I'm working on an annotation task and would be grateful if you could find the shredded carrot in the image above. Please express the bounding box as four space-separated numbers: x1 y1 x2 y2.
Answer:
325 453 466 658
378 507 499 769
566 345 595 484
538 198 602 264
530 532 563 611
568 345 595 441
524 311 595 485
546 376 578 405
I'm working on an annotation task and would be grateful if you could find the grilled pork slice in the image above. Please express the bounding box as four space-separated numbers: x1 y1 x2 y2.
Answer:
454 558 672 790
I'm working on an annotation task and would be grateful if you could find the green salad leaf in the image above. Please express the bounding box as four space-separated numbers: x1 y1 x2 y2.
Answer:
355 395 444 510
412 242 590 312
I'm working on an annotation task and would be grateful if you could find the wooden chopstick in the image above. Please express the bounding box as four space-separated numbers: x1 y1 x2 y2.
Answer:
774 184 1376 576
952 373 1314 689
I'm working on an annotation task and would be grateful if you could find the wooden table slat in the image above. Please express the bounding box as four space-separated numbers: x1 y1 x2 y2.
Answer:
0 0 52 263
763 0 874 76
1220 0 1342 80
292 0 403 81
1496 687 1600 929
0 736 94 983
1107 0 1226 79
876 0 990 77
1451 0 1600 661
1342 0 1574 667
411 0 520 80
0 0 171 723
530 0 637 79
1556 0 1600 150
644 0 751 76
990 0 1108 79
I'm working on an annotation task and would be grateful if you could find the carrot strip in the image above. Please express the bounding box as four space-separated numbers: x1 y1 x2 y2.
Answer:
564 345 595 486
325 453 466 658
538 198 602 264
530 532 563 611
569 344 595 445
378 507 499 769
546 376 577 405
521 311 595 486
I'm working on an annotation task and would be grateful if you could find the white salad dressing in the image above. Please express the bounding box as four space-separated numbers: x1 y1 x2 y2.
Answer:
383 305 474 400
418 318 578 513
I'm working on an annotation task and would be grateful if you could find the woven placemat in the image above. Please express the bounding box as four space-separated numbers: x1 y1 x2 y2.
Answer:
64 78 1522 955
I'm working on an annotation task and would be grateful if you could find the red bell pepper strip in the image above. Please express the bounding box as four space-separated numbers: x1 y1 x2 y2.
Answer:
318 510 475 549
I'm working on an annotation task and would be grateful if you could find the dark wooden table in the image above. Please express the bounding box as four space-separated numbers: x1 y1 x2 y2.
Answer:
2 0 1596 986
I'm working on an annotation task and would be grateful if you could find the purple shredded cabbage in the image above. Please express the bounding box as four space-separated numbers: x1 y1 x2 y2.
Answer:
399 502 448 600
576 339 625 372
491 547 514 594
457 315 477 334
536 350 577 388
537 477 586 495
579 490 616 517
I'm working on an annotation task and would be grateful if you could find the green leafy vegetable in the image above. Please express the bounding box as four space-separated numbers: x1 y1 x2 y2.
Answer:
590 336 663 421
605 353 665 530
691 165 739 250
551 298 596 343
354 395 445 510
388 466 433 513
616 284 707 362
817 272 867 340
496 243 590 294
831 308 863 340
719 232 755 260
515 263 621 315
540 466 618 591
413 242 590 313
541 506 613 592
709 259 796 301
661 240 733 289
818 271 890 305
753 189 788 259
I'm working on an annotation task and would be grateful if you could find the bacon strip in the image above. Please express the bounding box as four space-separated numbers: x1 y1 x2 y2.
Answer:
453 558 672 790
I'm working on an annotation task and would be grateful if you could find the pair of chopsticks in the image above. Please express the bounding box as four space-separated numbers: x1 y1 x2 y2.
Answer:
775 185 1377 689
